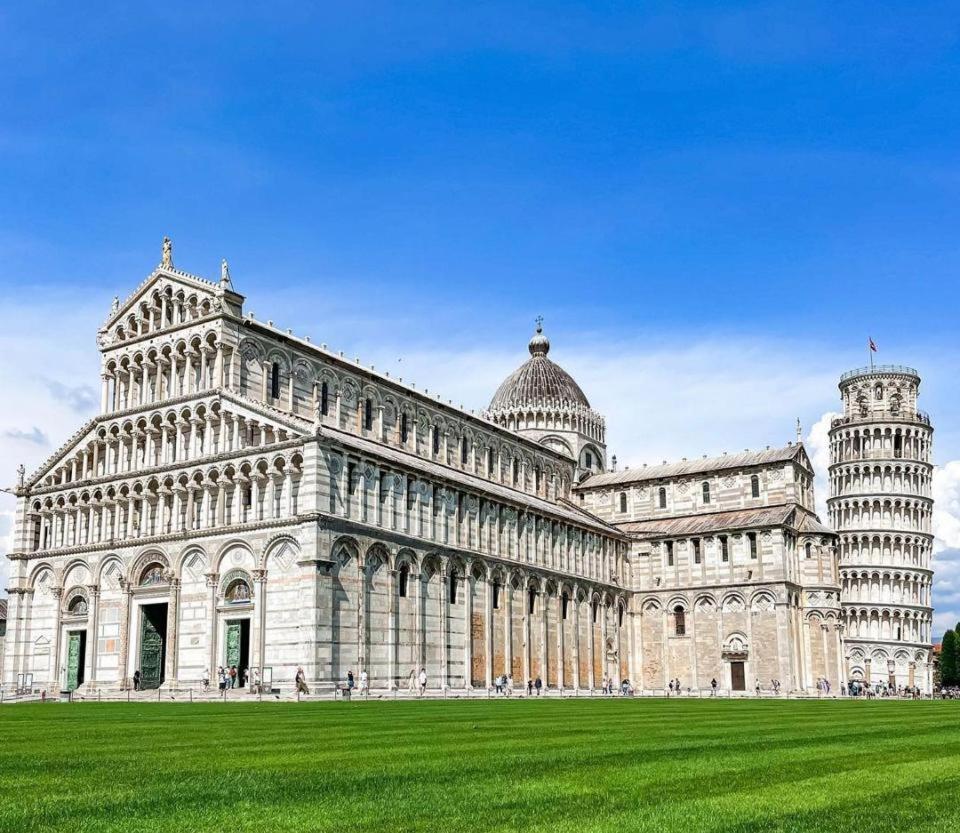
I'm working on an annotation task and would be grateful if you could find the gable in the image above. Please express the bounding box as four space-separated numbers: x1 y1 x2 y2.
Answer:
98 267 244 351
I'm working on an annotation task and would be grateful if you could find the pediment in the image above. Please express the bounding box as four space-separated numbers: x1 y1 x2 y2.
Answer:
98 266 244 349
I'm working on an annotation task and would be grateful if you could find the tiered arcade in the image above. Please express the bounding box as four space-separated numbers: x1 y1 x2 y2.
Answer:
828 365 934 691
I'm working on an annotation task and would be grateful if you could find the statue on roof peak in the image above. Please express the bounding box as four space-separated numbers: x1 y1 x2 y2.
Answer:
161 236 173 269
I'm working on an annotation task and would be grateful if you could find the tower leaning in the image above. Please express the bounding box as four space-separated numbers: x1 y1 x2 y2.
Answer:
828 364 935 692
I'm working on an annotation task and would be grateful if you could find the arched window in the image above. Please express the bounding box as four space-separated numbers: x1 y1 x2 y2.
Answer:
702 482 710 504
665 541 674 566
487 448 494 475
528 587 536 615
139 563 167 586
748 532 758 560
320 381 329 416
674 605 686 637
619 492 627 513
398 564 409 598
224 578 251 603
585 451 593 470
562 592 570 620
535 468 542 493
875 384 883 400
693 538 702 564
751 475 760 498
270 362 281 399
67 595 88 615
461 438 469 465
432 427 441 456
618 603 625 627
492 581 501 610
512 459 519 485
363 398 373 431
449 572 458 605
400 413 408 444
658 487 667 509
720 536 729 562
804 541 813 559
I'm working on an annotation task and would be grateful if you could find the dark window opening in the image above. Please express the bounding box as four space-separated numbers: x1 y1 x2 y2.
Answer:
702 481 710 504
666 540 674 567
461 438 468 465
399 565 409 598
347 463 357 495
433 428 440 455
364 398 373 431
528 588 536 615
585 451 593 469
270 362 281 399
720 536 729 562
805 541 813 559
658 487 667 509
242 486 252 508
618 605 625 627
619 492 627 513
592 600 598 623
513 459 519 486
400 413 408 443
693 538 701 564
487 448 494 475
562 592 570 620
449 573 458 605
492 582 501 610
674 605 686 637
320 382 329 415
751 475 760 498
748 532 758 560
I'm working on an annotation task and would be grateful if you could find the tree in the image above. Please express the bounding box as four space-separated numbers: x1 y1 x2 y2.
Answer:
940 629 958 688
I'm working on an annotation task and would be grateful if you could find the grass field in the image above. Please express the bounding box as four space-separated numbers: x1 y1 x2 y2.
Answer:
1 698 958 832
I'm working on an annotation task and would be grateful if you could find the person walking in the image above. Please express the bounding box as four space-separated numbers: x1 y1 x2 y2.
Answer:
133 669 141 691
710 678 717 696
535 676 542 696
229 665 238 689
668 679 674 697
527 679 533 696
755 678 761 696
418 668 427 697
359 669 369 695
495 674 503 695
347 670 355 691
506 674 514 696
217 666 226 692
295 666 310 695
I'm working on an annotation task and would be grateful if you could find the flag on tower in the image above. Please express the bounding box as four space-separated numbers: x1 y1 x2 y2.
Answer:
869 337 878 352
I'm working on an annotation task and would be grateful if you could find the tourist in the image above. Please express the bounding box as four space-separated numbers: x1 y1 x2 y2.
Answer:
202 669 210 691
675 678 682 695
755 678 761 696
359 669 369 695
217 667 226 692
527 679 533 696
347 670 355 691
535 676 542 696
295 666 309 695
418 667 427 696
407 668 417 693
495 674 503 695
506 674 514 695
133 669 141 691
710 678 718 696
229 665 238 689
251 666 261 694
668 679 674 697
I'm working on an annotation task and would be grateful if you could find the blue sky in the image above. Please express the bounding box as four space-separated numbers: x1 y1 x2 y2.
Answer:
2 2 960 632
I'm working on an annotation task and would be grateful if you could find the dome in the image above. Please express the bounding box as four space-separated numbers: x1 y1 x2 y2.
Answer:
488 322 591 412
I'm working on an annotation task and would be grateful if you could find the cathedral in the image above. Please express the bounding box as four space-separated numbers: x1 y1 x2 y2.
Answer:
1 243 934 695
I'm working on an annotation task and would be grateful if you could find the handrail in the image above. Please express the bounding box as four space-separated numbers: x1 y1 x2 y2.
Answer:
840 365 919 382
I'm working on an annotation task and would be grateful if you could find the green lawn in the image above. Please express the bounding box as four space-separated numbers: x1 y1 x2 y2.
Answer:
1 698 958 832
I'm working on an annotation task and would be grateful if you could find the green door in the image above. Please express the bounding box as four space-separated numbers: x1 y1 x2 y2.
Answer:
139 610 164 689
66 632 83 691
225 621 241 669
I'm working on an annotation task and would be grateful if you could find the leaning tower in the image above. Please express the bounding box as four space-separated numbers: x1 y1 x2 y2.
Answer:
828 365 935 692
